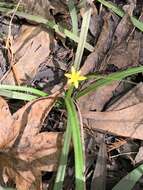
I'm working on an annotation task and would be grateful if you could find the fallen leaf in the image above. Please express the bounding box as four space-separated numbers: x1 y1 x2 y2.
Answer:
81 3 140 74
139 32 143 65
100 10 140 70
81 83 143 140
91 135 107 190
113 6 134 45
101 38 140 70
107 82 143 111
0 91 63 190
2 25 51 85
82 103 143 139
80 13 117 75
17 0 68 20
19 0 53 20
89 4 103 43
78 81 119 111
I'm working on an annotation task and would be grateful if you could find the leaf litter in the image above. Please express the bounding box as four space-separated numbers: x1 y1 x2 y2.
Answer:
1 0 143 189
0 91 62 190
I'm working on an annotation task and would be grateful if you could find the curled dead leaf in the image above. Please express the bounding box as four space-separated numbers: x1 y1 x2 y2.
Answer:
81 84 143 140
2 25 51 85
0 91 63 190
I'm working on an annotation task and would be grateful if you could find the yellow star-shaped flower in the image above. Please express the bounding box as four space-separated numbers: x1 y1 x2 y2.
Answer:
65 66 87 88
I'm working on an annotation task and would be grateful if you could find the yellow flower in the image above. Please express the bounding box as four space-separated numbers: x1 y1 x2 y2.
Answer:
65 66 87 88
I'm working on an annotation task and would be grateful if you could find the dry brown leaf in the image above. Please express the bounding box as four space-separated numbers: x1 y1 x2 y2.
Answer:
82 103 143 139
19 0 53 19
80 13 117 75
113 7 134 45
139 32 143 65
107 82 143 111
91 135 107 190
81 83 143 140
101 38 140 70
79 4 142 126
78 81 119 111
16 0 68 20
0 91 63 190
2 25 51 85
81 3 140 74
100 11 140 70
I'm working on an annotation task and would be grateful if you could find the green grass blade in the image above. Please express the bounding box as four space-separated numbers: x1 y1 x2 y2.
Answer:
74 8 92 70
0 85 47 97
76 66 143 98
0 186 16 190
0 6 94 52
65 96 85 190
68 0 78 35
0 89 37 101
97 0 124 17
53 117 72 190
112 164 143 190
0 2 17 8
97 0 143 32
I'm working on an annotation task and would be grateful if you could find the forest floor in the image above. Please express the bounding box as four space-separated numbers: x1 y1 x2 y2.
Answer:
0 0 143 190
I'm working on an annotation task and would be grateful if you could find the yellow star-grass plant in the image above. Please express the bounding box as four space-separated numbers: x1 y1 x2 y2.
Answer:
65 66 87 88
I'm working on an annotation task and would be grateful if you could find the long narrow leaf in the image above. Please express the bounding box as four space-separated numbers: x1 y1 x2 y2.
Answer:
0 186 15 190
74 8 92 70
112 164 143 190
65 96 85 190
0 84 47 97
97 0 143 32
76 66 143 98
0 6 94 52
0 89 38 101
53 117 72 190
0 2 17 8
68 0 78 35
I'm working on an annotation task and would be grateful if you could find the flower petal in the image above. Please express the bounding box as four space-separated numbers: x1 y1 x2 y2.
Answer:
71 66 76 74
65 73 71 78
74 81 79 88
68 79 72 84
78 76 87 81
